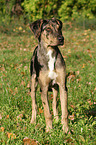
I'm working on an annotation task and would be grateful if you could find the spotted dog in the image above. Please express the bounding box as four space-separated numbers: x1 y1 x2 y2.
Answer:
30 18 69 133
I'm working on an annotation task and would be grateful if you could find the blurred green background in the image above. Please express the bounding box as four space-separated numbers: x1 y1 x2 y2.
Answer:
0 0 96 32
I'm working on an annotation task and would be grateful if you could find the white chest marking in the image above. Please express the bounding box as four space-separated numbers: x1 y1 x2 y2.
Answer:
47 50 58 80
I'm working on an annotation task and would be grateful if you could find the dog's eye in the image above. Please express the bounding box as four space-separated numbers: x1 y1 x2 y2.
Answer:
46 28 52 33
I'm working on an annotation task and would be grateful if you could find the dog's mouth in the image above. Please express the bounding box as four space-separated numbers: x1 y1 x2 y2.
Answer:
58 36 64 45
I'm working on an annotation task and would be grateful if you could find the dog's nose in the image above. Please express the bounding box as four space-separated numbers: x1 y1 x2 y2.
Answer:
58 36 64 42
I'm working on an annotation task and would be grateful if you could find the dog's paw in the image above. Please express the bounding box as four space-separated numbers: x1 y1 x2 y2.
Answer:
30 119 36 124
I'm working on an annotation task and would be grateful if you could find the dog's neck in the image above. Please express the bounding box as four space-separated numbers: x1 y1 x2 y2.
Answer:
38 41 57 54
38 41 58 80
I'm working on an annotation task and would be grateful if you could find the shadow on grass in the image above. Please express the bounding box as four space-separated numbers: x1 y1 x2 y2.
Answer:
85 104 96 117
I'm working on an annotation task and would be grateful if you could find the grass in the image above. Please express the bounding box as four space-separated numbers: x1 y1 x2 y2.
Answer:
0 24 96 144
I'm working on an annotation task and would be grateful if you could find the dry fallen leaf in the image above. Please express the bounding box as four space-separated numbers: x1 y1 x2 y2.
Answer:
68 49 71 53
94 87 96 91
70 105 75 109
82 64 86 68
1 127 4 132
76 71 79 75
67 72 75 81
7 132 16 139
89 54 92 58
6 115 9 119
39 108 43 114
21 80 25 86
27 83 30 88
0 66 5 71
23 137 40 145
17 113 24 120
87 99 93 105
24 66 28 70
68 114 75 121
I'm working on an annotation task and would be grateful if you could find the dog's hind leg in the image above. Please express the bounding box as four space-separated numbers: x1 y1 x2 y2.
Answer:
30 74 37 124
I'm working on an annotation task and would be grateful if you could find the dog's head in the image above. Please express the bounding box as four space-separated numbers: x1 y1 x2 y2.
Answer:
30 18 64 46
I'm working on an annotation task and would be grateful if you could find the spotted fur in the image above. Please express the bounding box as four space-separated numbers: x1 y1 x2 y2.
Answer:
29 18 69 133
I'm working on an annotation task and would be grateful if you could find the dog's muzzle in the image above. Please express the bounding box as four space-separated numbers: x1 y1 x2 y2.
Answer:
58 36 64 45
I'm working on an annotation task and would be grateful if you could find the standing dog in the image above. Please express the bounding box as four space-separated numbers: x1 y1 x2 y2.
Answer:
30 18 69 133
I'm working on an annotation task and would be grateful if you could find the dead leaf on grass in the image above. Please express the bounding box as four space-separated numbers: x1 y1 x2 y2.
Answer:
27 83 30 88
94 87 96 91
70 105 75 109
17 113 23 119
0 66 5 71
67 72 76 81
6 115 9 119
76 78 81 83
39 108 43 114
21 80 25 86
87 99 93 106
1 127 4 132
24 66 28 70
82 64 86 68
23 137 40 145
68 114 75 121
7 132 16 139
68 49 71 53
76 71 79 75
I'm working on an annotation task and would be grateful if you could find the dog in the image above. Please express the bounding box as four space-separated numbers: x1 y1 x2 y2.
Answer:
29 18 69 133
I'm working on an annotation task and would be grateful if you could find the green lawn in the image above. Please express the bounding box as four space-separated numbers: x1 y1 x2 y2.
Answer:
0 28 96 144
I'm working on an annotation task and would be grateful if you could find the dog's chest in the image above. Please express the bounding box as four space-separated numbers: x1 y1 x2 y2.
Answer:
47 50 57 80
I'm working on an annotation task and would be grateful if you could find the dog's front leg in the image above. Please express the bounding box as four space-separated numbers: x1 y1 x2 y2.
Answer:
30 74 37 124
59 84 68 133
52 88 59 121
57 68 69 133
41 87 52 132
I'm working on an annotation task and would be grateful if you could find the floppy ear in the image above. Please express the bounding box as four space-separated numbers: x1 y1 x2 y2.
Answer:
30 19 47 41
56 19 62 29
51 18 62 29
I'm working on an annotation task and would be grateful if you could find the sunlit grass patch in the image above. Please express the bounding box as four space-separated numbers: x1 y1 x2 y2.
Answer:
0 29 96 144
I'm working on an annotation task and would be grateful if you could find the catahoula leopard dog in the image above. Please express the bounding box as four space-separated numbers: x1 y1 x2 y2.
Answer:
29 18 69 133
